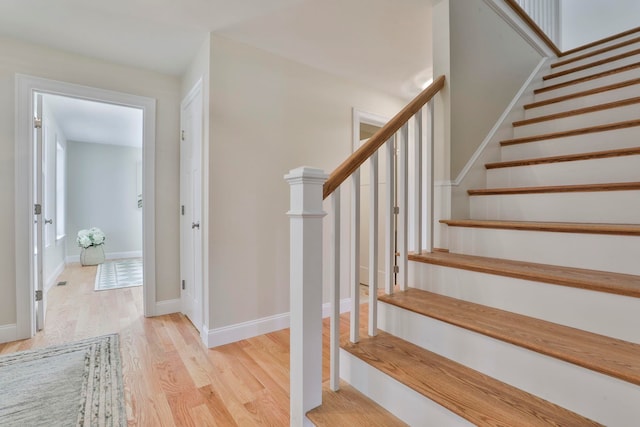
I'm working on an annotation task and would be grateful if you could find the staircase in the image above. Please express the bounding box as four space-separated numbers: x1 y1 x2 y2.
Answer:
335 28 640 426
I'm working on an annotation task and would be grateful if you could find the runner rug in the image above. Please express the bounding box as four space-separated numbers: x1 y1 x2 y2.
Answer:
0 334 127 426
95 259 143 291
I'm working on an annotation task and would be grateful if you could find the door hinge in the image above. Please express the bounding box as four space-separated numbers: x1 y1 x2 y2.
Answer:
34 204 42 215
181 280 185 290
181 130 185 141
393 206 400 215
34 117 42 129
393 265 399 274
181 205 185 215
35 290 43 301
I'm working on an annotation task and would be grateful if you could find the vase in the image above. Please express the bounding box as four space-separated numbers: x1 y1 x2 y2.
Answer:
80 245 105 266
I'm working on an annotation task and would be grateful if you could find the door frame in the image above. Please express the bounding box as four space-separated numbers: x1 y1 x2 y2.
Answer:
14 74 157 339
179 78 205 335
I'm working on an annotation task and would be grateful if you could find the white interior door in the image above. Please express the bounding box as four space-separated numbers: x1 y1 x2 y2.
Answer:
180 84 203 331
34 93 46 330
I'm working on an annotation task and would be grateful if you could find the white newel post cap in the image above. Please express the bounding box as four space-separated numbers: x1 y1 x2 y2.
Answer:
285 166 328 217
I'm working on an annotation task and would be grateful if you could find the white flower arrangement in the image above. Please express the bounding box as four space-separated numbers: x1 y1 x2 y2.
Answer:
76 227 106 249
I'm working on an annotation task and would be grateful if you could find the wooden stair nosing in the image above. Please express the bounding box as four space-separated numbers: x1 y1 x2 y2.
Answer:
560 25 640 58
524 78 640 110
534 62 640 95
552 36 640 69
342 331 602 426
467 181 640 196
378 289 640 386
408 251 640 298
500 119 640 146
543 47 640 81
440 219 640 236
513 96 640 127
485 147 640 169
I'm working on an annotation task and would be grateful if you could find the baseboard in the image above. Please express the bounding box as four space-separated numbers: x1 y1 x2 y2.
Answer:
0 324 18 344
204 298 352 348
65 251 142 264
154 298 181 316
44 260 66 293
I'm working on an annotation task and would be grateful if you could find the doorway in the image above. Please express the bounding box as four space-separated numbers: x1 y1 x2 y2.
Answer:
15 75 157 339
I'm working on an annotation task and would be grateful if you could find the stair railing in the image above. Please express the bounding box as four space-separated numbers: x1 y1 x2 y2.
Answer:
285 75 445 426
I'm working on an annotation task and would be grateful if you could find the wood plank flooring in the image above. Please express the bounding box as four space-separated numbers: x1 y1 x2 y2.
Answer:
0 263 402 426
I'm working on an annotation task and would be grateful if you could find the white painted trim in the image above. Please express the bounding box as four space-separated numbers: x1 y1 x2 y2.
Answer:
202 298 351 348
450 57 549 186
0 324 18 344
483 0 557 57
352 108 389 151
154 298 181 316
14 74 157 340
44 261 66 293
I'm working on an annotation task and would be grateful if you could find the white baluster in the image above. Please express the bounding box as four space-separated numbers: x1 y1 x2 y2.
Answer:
426 100 435 252
330 188 340 391
350 171 360 343
285 166 327 427
369 152 379 337
414 109 423 255
398 124 409 291
385 138 395 295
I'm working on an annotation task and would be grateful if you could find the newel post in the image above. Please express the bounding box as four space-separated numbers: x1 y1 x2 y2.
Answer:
285 166 327 427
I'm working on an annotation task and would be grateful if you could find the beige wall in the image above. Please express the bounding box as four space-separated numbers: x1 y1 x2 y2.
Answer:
207 34 404 329
0 36 181 327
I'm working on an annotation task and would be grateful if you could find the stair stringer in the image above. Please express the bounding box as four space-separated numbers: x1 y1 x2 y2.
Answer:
376 300 640 426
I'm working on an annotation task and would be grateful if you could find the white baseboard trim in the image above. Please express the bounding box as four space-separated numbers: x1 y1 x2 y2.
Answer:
0 324 18 344
204 298 352 348
154 298 181 316
45 261 66 293
65 250 142 264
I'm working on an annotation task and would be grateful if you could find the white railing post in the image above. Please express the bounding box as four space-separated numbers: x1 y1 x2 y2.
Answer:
426 100 435 252
329 188 340 391
385 138 395 295
397 124 409 291
368 152 379 337
413 110 423 255
285 166 327 427
350 171 360 343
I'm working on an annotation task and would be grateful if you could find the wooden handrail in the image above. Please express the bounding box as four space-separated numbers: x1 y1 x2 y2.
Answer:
323 75 445 199
503 0 562 57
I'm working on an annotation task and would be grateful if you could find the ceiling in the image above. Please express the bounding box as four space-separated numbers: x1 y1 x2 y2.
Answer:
0 0 432 99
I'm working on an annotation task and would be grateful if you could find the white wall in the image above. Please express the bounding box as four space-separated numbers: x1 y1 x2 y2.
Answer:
0 36 181 328
561 0 640 50
207 34 404 331
65 141 142 258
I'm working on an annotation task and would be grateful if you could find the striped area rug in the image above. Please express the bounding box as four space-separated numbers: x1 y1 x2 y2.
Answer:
95 258 143 291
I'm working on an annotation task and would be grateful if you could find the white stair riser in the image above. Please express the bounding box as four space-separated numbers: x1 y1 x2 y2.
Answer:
446 226 640 275
513 103 640 138
339 350 473 426
559 32 640 63
501 126 640 161
551 41 640 74
533 68 640 102
524 83 640 119
378 302 640 427
408 262 640 343
470 190 640 224
487 156 640 187
542 54 640 87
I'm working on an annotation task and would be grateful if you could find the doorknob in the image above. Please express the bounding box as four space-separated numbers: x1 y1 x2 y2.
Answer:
44 218 53 225
191 222 200 229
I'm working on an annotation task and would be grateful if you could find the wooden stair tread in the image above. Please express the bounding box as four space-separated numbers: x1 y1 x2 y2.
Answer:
485 147 640 169
468 181 640 196
524 78 640 110
513 96 640 127
500 119 640 146
534 62 640 95
543 47 640 81
561 26 640 57
342 331 602 426
409 251 640 298
378 289 640 386
552 36 640 69
307 380 407 427
440 219 640 236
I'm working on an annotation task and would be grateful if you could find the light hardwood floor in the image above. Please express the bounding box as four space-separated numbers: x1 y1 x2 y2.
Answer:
0 264 403 426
